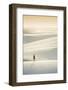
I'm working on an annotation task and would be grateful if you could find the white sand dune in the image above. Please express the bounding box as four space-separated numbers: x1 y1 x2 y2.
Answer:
24 33 57 36
24 37 57 53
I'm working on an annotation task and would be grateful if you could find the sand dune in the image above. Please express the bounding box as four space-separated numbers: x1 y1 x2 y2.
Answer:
24 37 57 53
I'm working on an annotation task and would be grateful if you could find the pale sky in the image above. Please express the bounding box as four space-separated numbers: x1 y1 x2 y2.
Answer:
23 15 57 34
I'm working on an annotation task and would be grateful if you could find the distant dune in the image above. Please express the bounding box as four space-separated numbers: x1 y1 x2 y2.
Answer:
24 37 57 53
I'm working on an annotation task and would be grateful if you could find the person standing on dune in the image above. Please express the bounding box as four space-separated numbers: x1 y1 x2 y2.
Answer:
33 54 35 61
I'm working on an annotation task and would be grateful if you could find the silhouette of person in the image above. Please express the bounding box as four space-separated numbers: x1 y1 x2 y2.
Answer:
33 54 35 61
